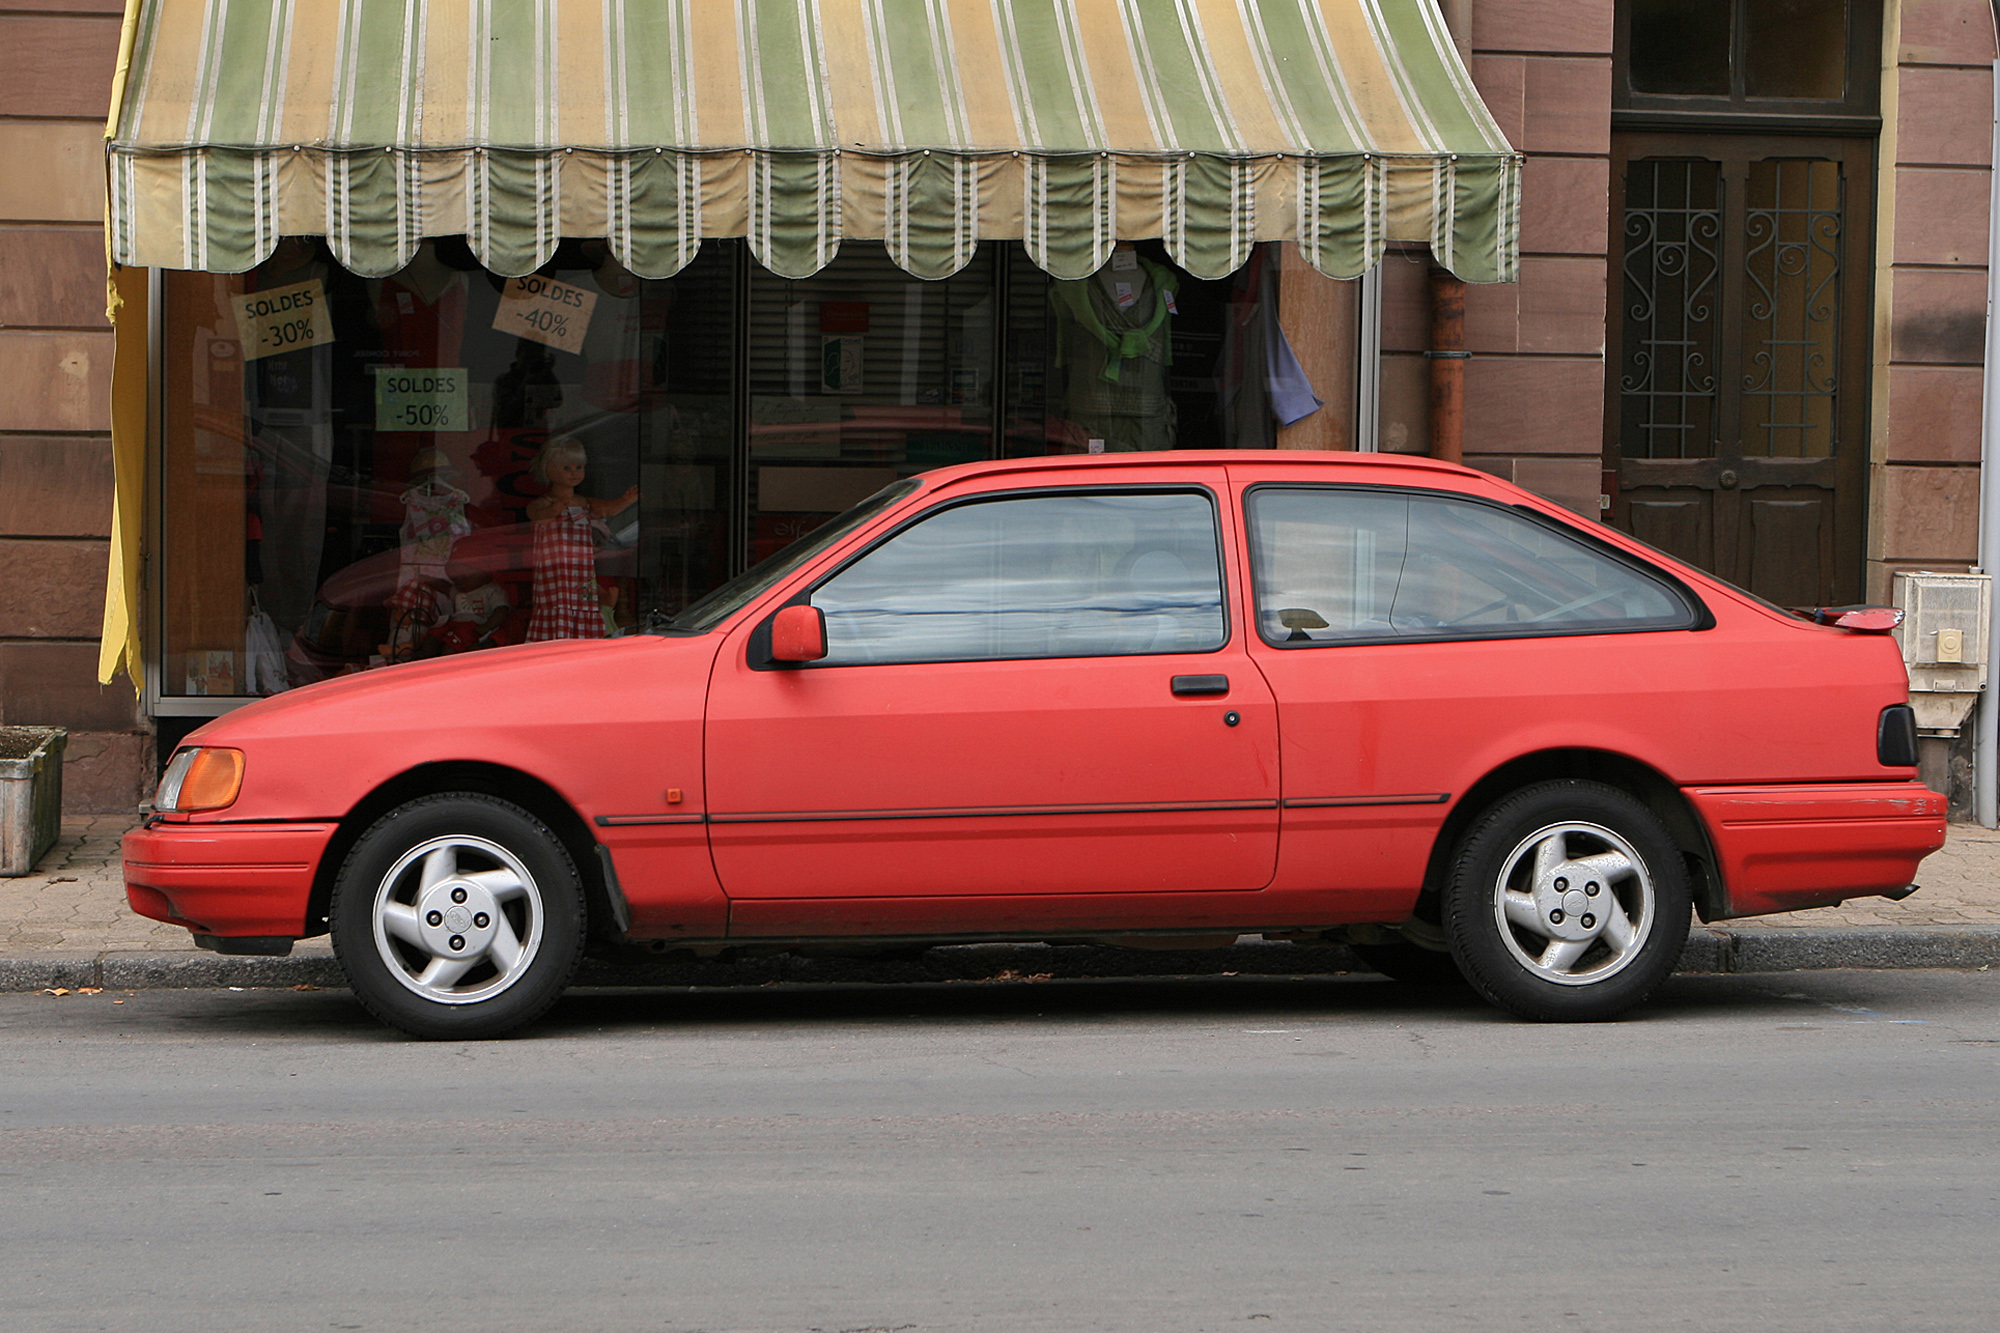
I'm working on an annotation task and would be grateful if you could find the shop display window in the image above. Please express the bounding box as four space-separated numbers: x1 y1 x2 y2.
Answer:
161 236 737 697
159 238 1357 698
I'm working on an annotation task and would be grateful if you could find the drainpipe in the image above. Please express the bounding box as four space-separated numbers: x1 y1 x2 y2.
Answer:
1978 51 2000 827
1428 267 1467 464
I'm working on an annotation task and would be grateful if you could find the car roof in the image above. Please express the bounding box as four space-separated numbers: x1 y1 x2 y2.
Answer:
916 448 1485 492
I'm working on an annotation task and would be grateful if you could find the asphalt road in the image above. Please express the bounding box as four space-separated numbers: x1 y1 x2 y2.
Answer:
2 970 1997 1333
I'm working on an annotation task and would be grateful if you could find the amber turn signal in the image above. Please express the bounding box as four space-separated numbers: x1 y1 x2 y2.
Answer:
156 746 245 812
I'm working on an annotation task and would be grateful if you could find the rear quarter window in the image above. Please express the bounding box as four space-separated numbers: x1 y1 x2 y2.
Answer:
1245 487 1697 645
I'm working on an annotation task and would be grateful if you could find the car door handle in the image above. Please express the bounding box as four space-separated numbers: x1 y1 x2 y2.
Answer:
1171 674 1231 697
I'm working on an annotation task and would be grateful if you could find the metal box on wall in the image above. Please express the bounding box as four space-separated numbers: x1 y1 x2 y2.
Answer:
1892 570 1990 736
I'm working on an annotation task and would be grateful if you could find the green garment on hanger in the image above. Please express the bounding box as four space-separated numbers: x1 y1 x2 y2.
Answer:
1052 258 1180 384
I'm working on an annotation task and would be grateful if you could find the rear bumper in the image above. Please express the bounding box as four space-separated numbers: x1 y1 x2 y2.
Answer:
123 820 337 939
1685 781 1947 919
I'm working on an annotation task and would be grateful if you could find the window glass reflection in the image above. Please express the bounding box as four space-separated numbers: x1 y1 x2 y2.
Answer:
1246 489 1690 644
812 492 1226 664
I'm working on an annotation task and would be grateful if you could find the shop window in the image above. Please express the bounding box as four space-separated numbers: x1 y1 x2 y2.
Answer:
810 491 1227 665
159 237 1356 699
1245 488 1690 644
1005 241 1344 456
745 247 1000 565
160 237 737 697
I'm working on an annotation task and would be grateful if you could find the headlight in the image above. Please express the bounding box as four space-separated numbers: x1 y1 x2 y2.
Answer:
156 747 245 812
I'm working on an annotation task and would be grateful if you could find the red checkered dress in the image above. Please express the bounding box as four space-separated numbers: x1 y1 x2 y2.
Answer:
526 504 604 642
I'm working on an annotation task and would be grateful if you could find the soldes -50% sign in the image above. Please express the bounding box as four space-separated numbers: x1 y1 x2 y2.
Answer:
231 280 333 361
373 368 468 431
492 274 597 354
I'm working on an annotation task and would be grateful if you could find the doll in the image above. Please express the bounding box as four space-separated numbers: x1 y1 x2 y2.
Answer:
525 435 638 641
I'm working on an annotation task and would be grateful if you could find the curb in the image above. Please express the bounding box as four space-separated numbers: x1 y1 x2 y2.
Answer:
2 928 1998 993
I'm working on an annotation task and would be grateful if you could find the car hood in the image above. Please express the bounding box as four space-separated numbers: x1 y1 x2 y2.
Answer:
185 632 717 749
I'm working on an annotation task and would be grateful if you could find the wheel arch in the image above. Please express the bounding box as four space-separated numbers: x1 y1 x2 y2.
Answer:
1418 749 1724 923
305 761 617 943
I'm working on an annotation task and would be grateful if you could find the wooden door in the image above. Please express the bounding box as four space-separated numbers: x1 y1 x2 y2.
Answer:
1605 134 1874 607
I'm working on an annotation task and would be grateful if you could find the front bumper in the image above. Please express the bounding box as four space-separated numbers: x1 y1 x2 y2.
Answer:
123 819 338 939
1685 781 1947 919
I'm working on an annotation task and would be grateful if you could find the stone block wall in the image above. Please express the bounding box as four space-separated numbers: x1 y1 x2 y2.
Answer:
1872 0 1998 599
1374 0 1613 517
0 0 147 812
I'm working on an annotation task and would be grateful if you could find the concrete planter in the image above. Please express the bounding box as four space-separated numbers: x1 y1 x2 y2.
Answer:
0 727 66 876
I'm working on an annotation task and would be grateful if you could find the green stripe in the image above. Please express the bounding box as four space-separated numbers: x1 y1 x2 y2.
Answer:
1361 0 1504 153
611 0 697 145
1237 0 1365 153
1025 153 1112 277
331 0 417 146
1117 0 1239 152
741 0 833 148
1170 154 1253 276
616 151 702 276
195 0 285 145
996 0 1102 149
1298 154 1379 277
483 0 552 147
867 0 966 146
889 151 977 276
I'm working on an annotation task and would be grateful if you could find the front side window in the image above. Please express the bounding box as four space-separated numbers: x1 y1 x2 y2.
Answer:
1246 488 1694 646
810 491 1226 665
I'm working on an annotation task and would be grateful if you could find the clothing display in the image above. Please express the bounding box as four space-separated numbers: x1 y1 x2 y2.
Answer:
1051 253 1181 452
1216 248 1324 448
397 479 472 587
527 504 606 641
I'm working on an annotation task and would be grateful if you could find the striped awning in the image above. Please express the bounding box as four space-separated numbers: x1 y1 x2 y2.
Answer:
106 0 1519 283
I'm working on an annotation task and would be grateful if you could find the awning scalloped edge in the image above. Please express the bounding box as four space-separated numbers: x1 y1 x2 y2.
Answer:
108 143 1522 283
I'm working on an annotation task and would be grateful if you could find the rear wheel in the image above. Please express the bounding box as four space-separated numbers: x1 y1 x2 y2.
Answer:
1442 780 1690 1022
330 793 585 1039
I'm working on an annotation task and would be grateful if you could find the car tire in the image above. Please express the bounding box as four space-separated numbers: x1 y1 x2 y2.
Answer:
330 793 586 1039
1349 939 1467 987
1441 780 1690 1022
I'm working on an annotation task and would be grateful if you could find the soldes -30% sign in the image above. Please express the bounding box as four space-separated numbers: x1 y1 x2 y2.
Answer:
373 367 468 431
230 280 333 361
493 274 597 355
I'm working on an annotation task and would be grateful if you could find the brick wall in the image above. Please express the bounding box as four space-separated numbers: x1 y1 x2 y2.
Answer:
1400 0 1613 517
1872 0 1998 600
0 0 148 812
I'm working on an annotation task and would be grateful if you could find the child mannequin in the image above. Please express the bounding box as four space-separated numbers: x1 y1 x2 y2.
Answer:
525 436 638 641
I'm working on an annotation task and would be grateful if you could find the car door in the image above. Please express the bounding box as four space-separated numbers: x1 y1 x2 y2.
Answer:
704 478 1279 936
1236 477 1708 915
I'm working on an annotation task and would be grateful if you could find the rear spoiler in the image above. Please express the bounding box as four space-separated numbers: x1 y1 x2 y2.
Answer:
1808 605 1904 633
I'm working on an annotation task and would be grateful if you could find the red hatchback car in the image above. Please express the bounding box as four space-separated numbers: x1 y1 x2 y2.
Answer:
127 452 1945 1037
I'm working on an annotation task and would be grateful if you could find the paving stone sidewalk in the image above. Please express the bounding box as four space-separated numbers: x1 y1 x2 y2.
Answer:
2 813 1996 990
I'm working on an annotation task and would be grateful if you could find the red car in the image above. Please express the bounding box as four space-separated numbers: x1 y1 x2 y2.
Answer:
127 452 1945 1038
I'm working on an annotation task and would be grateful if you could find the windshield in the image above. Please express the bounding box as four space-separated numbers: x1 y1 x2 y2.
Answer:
664 479 924 633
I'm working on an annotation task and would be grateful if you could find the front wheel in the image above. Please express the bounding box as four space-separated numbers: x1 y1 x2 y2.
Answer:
1441 781 1690 1022
330 793 585 1039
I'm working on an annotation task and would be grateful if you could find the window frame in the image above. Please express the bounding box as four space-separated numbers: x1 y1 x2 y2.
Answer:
748 483 1233 670
1612 0 1883 133
1240 482 1710 651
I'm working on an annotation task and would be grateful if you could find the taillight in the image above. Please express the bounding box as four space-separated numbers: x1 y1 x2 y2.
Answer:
1877 705 1919 767
155 747 245 812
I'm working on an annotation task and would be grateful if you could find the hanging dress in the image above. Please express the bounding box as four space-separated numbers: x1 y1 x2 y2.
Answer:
397 481 472 588
527 503 605 641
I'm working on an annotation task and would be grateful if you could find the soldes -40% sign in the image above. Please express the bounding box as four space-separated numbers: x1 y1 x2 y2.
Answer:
493 274 598 355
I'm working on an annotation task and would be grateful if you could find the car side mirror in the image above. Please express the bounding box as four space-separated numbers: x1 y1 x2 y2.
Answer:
770 604 827 663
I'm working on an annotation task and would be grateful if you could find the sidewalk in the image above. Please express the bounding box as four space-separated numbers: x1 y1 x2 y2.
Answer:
2 813 1997 991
